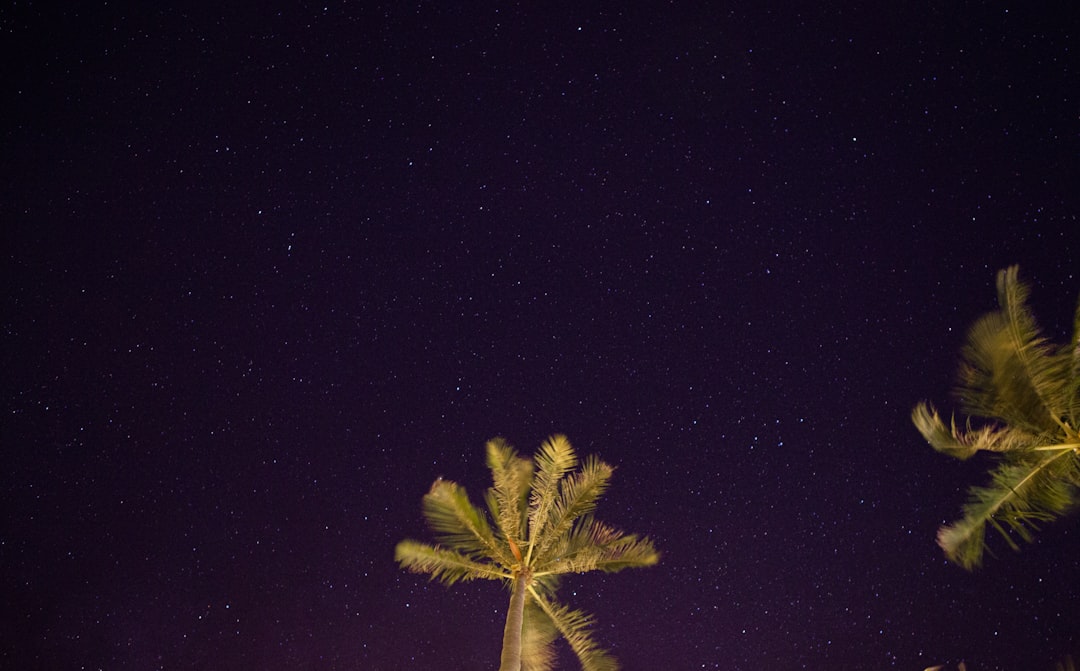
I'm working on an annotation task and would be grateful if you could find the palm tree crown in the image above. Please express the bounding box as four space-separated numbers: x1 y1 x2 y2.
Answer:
912 265 1080 570
395 435 660 671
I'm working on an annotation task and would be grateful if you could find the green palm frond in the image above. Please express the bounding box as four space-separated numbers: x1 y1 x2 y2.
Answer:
520 601 558 671
527 435 578 561
528 572 562 599
937 448 1080 569
912 402 1049 460
486 437 534 544
422 478 511 565
591 533 662 572
539 514 613 568
997 267 1076 430
533 455 614 560
538 517 660 575
528 589 620 671
956 266 1073 434
1068 296 1080 428
394 540 509 585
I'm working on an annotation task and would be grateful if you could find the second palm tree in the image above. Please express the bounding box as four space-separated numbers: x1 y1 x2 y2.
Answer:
912 265 1080 570
395 434 660 671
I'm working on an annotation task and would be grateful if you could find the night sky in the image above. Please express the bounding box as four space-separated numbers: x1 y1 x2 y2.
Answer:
3 3 1079 670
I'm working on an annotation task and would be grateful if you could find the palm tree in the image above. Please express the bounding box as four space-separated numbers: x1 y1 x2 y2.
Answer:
395 435 660 671
912 265 1080 570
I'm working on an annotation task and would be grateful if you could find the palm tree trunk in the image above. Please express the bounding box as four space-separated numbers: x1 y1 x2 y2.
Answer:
497 570 528 671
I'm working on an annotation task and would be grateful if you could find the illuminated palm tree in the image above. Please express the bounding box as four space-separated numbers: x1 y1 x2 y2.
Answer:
395 435 660 671
912 265 1080 570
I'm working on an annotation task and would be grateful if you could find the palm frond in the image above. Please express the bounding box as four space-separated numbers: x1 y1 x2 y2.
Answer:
486 437 534 545
422 478 511 565
912 402 1050 460
528 589 620 671
520 601 558 671
998 267 1076 429
937 448 1080 569
529 572 562 600
527 435 578 561
590 533 662 572
1066 292 1080 432
956 266 1073 433
537 517 660 575
394 540 510 585
533 455 614 560
539 514 610 566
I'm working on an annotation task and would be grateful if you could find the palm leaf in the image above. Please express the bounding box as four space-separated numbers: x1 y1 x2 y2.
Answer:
1067 293 1080 430
486 437 534 546
537 517 660 576
520 601 558 671
527 435 578 561
528 589 620 671
956 266 1073 433
533 455 614 560
422 478 511 565
539 515 616 569
937 448 1080 569
912 402 1049 460
394 540 509 585
590 533 662 572
996 266 1076 428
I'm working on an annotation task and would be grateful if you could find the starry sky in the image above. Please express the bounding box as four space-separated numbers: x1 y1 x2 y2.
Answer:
2 2 1078 670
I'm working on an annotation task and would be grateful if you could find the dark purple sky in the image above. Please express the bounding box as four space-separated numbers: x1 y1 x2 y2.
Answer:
3 3 1078 670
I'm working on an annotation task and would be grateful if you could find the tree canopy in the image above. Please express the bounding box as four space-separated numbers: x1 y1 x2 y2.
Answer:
912 265 1080 570
395 435 659 670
